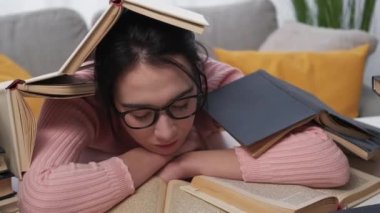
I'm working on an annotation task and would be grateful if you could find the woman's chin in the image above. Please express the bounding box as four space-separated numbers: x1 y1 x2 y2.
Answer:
149 142 180 155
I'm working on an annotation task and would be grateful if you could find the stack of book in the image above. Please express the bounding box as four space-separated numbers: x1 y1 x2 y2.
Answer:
0 0 379 212
0 146 18 212
109 168 380 213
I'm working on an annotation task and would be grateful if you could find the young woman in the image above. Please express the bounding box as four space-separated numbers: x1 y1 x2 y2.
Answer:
19 11 350 212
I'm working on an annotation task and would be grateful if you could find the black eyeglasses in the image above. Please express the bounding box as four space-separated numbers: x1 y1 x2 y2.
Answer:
118 93 204 129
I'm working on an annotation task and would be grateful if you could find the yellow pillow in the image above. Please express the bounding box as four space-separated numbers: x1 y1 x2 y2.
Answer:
214 45 369 118
0 54 44 118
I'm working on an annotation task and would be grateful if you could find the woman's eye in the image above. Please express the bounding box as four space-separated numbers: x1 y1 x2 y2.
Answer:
171 99 189 110
131 111 152 120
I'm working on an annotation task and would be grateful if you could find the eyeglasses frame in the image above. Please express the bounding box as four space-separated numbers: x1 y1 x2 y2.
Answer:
117 93 205 129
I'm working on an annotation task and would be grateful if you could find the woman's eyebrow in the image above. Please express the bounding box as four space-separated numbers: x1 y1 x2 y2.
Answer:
120 86 194 109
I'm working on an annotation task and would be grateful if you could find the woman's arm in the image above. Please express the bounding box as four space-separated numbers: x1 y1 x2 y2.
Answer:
19 97 173 213
159 126 350 188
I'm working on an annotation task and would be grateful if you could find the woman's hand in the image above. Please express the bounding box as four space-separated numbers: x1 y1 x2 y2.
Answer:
173 128 205 156
159 129 206 181
159 149 242 182
158 152 195 182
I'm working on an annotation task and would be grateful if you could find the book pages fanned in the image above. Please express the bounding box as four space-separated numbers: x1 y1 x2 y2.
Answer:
317 168 380 208
0 84 22 178
181 169 380 213
110 177 167 213
110 177 226 213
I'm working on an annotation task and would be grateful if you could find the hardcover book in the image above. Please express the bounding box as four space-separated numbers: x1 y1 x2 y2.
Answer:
181 168 380 213
205 70 380 159
0 0 208 179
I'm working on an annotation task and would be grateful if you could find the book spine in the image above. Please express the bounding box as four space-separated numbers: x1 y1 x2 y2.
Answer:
5 80 25 90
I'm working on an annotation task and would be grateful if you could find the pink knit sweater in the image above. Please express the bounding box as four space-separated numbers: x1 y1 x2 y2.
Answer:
19 59 350 212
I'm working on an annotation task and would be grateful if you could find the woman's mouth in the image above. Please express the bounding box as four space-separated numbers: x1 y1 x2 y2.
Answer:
155 141 177 148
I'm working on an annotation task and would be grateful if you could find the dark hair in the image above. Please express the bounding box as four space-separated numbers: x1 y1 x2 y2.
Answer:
94 11 208 115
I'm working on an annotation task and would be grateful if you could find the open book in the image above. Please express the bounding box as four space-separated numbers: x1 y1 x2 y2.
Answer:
205 70 380 160
181 168 380 213
0 0 209 179
109 177 226 213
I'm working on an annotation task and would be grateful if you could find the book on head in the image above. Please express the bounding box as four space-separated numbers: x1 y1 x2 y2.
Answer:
0 0 209 179
181 168 380 213
204 70 380 160
109 176 226 213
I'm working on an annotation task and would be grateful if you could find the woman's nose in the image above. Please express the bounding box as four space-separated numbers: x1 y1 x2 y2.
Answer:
154 113 177 142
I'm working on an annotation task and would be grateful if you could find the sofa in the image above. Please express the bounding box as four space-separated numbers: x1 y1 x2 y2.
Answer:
0 0 379 117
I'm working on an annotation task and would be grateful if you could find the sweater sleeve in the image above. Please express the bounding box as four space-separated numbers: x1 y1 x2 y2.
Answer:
19 98 135 213
234 126 350 188
203 57 244 92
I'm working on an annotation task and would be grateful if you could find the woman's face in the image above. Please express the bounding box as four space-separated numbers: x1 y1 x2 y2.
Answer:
114 56 197 155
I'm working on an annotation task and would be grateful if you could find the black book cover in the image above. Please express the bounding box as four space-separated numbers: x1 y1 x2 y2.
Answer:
204 70 316 147
204 70 380 157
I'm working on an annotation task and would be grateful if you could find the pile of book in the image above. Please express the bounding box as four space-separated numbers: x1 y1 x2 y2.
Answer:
0 146 18 212
0 0 380 212
109 167 380 213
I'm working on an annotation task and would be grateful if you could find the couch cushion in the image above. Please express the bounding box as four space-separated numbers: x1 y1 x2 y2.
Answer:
0 8 88 77
185 0 277 57
215 45 370 118
259 21 378 54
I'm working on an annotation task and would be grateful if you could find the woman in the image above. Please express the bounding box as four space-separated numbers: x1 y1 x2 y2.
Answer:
19 11 350 212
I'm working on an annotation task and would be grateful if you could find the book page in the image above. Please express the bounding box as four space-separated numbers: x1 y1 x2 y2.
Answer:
12 90 35 176
165 180 226 213
0 86 22 178
325 131 370 160
124 0 208 29
0 196 18 211
316 168 380 208
214 178 333 209
18 76 95 96
318 112 369 140
0 155 8 172
110 177 167 213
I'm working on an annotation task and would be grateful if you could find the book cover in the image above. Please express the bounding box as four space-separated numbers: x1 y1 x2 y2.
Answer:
204 70 380 159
